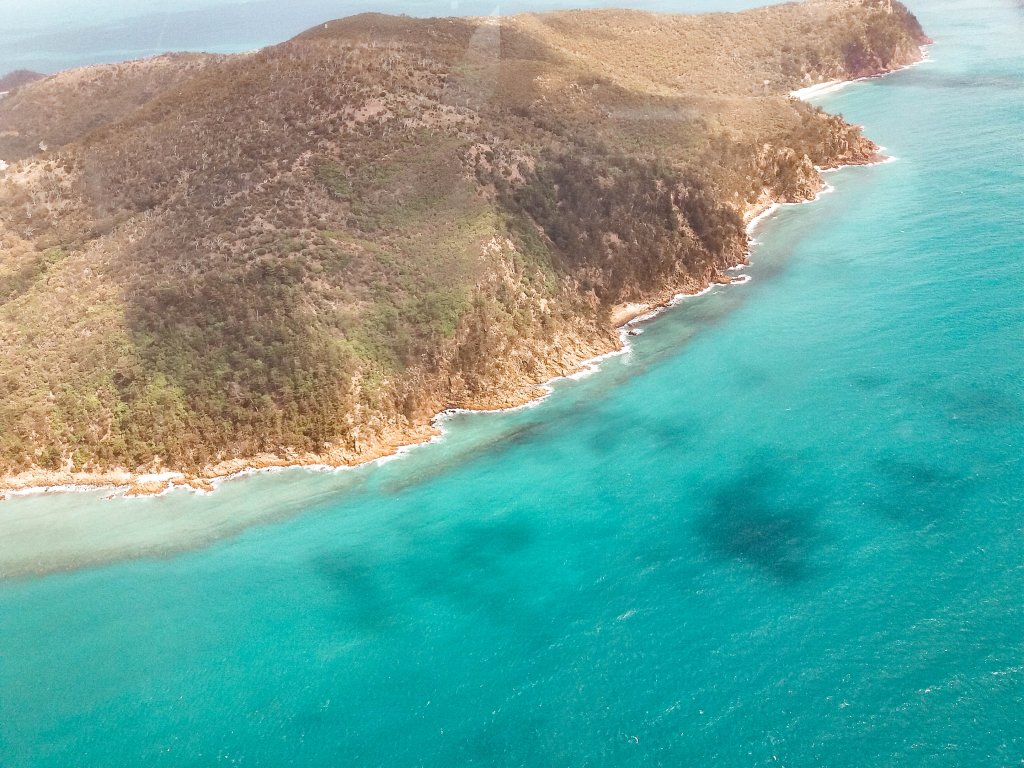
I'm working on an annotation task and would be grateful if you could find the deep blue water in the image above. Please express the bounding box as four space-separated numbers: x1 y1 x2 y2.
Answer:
2 0 1024 765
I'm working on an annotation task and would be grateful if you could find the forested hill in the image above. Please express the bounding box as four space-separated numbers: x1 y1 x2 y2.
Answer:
0 0 929 489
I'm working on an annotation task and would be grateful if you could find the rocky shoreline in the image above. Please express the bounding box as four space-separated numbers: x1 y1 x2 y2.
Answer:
0 34 928 501
0 152 889 501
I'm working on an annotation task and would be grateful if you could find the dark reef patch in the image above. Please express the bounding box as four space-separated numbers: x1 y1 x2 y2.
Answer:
870 456 973 529
849 368 892 391
314 551 396 631
940 383 1024 428
695 465 824 582
403 514 538 615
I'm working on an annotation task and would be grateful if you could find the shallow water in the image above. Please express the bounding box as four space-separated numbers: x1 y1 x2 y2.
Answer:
2 0 1024 765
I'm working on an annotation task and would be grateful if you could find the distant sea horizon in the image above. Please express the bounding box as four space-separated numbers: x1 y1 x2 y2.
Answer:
0 0 773 76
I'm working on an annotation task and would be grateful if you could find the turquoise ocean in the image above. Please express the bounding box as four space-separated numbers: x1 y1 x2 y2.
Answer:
2 0 1023 764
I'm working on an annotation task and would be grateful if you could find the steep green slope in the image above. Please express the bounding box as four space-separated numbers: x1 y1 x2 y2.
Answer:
0 0 929 487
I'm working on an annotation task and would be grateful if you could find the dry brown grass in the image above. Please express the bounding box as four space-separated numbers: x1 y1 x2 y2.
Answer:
0 0 928 477
0 54 222 163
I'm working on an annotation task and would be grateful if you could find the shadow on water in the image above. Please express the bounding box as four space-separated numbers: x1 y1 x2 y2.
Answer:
314 551 398 632
447 515 536 574
728 363 772 390
849 368 893 391
313 512 540 633
586 413 703 458
695 465 824 583
405 514 540 616
940 383 1024 428
870 456 973 530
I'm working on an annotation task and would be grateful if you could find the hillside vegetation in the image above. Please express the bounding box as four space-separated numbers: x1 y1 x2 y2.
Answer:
0 71 44 93
0 0 929 488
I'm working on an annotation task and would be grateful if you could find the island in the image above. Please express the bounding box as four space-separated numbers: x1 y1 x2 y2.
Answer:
0 0 929 496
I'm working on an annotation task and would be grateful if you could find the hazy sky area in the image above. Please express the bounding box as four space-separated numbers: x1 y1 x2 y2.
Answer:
0 0 777 74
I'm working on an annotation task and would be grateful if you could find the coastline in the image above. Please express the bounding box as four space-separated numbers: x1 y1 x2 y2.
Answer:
789 43 932 101
0 50 925 503
0 270 740 501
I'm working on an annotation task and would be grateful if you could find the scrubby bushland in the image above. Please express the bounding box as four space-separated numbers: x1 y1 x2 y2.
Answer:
0 0 929 477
